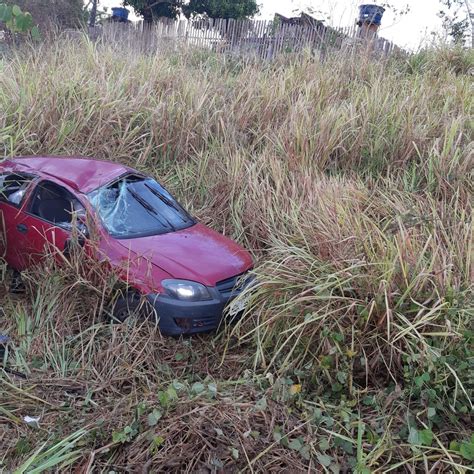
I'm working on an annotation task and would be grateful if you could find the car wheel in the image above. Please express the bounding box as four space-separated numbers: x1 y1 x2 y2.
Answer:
9 270 25 294
110 292 155 324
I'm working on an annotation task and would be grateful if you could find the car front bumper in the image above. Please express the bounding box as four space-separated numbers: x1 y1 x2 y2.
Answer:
146 274 253 336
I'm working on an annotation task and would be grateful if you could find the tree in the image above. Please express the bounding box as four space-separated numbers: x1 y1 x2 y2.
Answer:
183 0 259 19
122 0 183 22
88 0 98 27
439 0 473 45
122 0 259 22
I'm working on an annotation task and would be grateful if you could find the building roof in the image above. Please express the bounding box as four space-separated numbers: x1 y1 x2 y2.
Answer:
274 12 325 29
9 156 132 193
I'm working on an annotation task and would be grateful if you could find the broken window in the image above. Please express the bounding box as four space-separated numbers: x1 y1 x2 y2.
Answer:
88 175 194 239
29 180 85 226
0 173 36 206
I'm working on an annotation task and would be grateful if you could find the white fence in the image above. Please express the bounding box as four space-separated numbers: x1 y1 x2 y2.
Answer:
90 18 403 60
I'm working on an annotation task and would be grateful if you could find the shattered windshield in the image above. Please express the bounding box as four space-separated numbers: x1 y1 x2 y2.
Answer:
88 175 195 238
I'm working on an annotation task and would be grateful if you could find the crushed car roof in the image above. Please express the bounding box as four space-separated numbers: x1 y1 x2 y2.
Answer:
6 156 133 193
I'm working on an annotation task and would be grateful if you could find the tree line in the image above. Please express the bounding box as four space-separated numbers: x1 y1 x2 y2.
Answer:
122 1 259 23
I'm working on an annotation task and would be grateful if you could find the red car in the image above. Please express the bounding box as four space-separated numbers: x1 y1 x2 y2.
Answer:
0 157 253 335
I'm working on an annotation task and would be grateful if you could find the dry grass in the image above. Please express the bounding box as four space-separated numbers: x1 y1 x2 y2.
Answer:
0 38 473 472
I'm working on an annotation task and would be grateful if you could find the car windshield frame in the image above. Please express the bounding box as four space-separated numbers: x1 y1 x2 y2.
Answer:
87 173 195 239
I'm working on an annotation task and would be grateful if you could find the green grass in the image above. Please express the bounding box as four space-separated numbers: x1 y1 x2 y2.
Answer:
0 38 473 472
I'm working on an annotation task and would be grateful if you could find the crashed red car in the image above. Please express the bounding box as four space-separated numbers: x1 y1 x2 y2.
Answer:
0 156 253 335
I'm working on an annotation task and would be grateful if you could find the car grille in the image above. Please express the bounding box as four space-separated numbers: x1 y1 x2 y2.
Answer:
216 270 252 297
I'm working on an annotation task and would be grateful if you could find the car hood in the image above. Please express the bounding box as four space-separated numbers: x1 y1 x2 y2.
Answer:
115 223 253 287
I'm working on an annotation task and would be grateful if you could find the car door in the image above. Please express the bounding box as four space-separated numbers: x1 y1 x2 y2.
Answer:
0 172 37 270
16 179 86 269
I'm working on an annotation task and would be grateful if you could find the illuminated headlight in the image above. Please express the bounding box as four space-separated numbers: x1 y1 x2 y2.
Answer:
161 279 212 302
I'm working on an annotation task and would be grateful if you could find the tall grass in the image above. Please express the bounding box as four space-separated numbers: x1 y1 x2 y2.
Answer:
0 38 473 471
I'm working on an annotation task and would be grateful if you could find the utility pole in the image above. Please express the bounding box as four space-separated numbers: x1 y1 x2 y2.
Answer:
89 0 98 28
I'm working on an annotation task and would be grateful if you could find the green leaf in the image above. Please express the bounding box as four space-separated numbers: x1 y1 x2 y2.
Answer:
30 24 40 39
150 435 165 454
336 371 347 384
322 416 334 428
419 429 433 447
317 453 333 467
5 18 15 30
231 447 239 460
409 427 433 447
157 386 177 408
255 397 267 411
320 355 333 369
408 427 419 445
158 390 169 407
166 386 178 401
319 438 330 451
12 4 22 16
427 407 436 418
191 382 205 394
460 441 474 461
362 396 375 406
0 4 13 22
272 427 288 447
147 409 162 427
172 381 186 391
288 438 303 451
112 430 126 444
299 444 311 461
136 402 146 417
16 12 33 32
449 440 460 452
207 383 217 397
174 353 184 361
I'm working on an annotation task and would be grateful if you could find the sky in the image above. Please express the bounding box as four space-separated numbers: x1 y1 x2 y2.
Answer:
100 0 463 50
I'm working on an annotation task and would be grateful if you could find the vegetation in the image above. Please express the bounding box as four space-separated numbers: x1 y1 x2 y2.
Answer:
0 2 39 39
1 0 84 30
439 0 473 45
0 39 473 472
123 0 259 21
184 0 259 19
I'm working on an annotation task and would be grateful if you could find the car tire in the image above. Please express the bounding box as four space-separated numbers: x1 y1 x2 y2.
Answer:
111 292 154 323
9 270 25 294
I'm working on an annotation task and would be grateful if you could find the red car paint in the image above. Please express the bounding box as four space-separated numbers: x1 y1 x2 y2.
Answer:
13 156 133 193
117 224 250 287
0 157 253 297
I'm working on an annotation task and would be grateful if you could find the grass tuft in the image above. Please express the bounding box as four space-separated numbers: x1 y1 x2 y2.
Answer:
0 38 472 471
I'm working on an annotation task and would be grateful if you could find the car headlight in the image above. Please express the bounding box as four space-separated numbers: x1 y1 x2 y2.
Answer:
161 279 212 302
